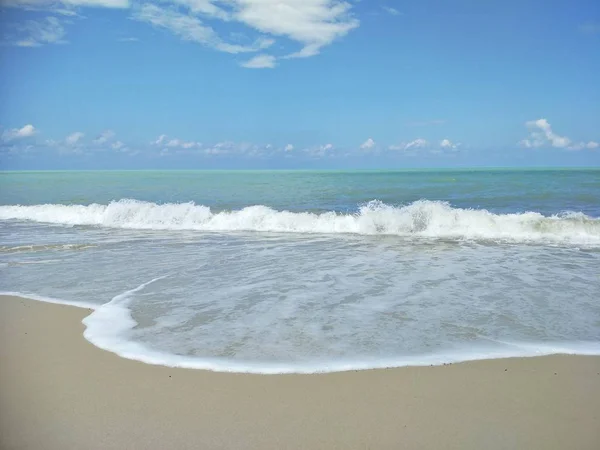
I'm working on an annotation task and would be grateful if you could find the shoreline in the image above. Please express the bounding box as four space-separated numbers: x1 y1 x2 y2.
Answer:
3 293 599 375
1 294 599 449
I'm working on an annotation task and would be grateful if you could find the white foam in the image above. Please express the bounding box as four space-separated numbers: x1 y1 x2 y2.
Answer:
1 199 599 246
5 285 600 374
0 291 98 310
74 335 600 374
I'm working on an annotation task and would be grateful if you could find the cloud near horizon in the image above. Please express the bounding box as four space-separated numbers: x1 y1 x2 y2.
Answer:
519 119 598 151
1 124 37 141
5 119 597 162
360 138 375 149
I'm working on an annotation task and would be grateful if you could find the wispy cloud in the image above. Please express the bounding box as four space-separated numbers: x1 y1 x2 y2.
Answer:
387 138 463 155
44 131 86 154
2 0 129 9
241 54 277 69
132 4 275 54
93 130 116 145
579 22 600 35
382 6 401 16
3 0 130 45
6 16 68 47
565 141 599 151
65 131 85 146
136 1 358 61
152 134 202 149
404 138 429 150
5 0 360 67
40 128 139 155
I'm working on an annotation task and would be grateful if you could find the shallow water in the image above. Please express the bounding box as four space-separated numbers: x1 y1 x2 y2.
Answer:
1 169 599 373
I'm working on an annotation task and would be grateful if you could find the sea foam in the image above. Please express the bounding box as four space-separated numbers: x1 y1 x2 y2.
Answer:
1 199 599 245
4 285 600 374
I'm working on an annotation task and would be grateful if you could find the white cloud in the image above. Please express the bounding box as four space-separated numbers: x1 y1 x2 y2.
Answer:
519 118 598 151
118 37 140 42
141 0 359 60
133 4 274 54
2 124 37 141
93 129 115 145
360 138 375 149
166 139 182 147
2 1 127 47
65 131 84 145
231 0 359 59
200 141 239 155
440 139 460 149
167 0 231 20
566 141 600 151
154 135 202 149
521 119 571 148
154 134 167 145
38 130 133 155
284 144 294 151
389 139 430 151
404 138 428 150
382 6 401 16
302 142 335 157
519 119 572 149
9 16 67 47
6 1 359 66
241 54 277 68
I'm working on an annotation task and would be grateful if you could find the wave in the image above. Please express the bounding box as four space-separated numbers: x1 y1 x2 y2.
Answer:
1 199 599 245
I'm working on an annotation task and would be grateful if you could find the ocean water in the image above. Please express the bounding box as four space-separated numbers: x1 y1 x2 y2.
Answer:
1 169 599 373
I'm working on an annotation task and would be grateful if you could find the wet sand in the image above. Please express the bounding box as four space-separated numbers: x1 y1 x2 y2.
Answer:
1 295 599 449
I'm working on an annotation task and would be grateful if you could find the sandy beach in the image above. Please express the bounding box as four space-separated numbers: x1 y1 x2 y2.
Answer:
1 295 599 450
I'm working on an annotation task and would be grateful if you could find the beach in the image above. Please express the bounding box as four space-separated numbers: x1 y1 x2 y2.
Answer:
1 295 599 450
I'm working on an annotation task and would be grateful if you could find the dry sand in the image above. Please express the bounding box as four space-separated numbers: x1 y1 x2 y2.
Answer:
1 295 599 450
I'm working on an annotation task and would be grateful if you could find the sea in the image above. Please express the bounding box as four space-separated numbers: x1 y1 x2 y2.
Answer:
1 169 599 374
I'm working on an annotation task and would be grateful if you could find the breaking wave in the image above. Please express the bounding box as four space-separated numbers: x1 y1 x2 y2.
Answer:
1 199 599 245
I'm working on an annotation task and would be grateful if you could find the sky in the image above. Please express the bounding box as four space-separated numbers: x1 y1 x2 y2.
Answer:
1 0 599 169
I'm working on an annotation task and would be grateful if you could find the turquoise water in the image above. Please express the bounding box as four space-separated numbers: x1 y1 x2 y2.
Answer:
2 169 599 216
1 169 599 373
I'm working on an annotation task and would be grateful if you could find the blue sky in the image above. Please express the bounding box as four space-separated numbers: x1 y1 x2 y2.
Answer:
1 0 599 169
